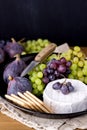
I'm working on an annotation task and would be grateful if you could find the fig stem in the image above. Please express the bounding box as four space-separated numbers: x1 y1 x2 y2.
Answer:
8 76 13 81
11 38 16 43
14 54 20 60
17 38 25 44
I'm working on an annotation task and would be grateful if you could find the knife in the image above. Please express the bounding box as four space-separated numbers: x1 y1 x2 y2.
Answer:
21 43 57 77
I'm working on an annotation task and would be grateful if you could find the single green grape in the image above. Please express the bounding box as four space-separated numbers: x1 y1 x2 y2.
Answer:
67 49 73 55
31 71 37 78
71 70 77 76
26 40 31 44
32 88 38 95
68 74 75 79
37 46 42 52
37 38 43 43
35 78 42 85
43 39 49 43
37 84 44 91
30 77 35 82
32 83 37 88
64 54 71 61
77 71 83 78
39 64 46 71
77 52 83 58
37 71 43 78
44 42 49 47
73 57 79 64
78 60 84 67
74 46 81 52
70 63 78 70
73 51 78 56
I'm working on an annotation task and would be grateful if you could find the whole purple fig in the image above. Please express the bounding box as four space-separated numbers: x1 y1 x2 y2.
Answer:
0 48 5 64
4 40 24 58
7 76 32 95
3 55 26 83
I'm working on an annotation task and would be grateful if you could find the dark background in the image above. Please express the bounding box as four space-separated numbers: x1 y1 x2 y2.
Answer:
0 0 87 46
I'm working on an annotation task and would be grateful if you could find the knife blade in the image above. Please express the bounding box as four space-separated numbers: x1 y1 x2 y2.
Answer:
21 43 57 77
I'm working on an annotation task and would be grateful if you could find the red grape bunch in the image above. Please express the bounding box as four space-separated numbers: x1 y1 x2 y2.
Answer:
42 57 72 84
52 80 74 95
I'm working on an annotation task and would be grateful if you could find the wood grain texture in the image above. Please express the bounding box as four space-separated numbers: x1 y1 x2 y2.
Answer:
0 113 34 130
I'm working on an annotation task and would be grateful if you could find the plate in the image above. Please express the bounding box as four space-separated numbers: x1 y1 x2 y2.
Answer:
3 97 87 119
1 53 87 119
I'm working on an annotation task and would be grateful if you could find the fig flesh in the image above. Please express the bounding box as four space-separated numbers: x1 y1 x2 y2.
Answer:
3 55 26 83
7 76 32 95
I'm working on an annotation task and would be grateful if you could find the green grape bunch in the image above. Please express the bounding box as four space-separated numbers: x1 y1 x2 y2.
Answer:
60 46 87 84
28 63 46 96
22 38 51 54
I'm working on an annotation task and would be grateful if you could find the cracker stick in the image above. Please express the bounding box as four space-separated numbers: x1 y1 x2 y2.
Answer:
17 92 42 112
26 91 52 113
24 92 49 113
11 94 34 110
5 94 29 109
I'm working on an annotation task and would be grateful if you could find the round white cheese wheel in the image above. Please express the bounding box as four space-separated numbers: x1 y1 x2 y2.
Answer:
43 78 87 114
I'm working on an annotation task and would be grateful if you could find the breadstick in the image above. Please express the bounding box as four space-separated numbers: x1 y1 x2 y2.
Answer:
24 92 49 113
26 91 52 113
17 92 42 112
5 94 29 109
11 94 35 110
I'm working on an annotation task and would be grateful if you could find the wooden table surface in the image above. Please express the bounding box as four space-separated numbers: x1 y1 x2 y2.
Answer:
0 113 34 130
0 47 87 130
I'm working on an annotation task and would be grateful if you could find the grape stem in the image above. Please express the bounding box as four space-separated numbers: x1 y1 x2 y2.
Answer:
60 74 66 78
57 53 61 58
11 38 16 43
60 74 66 85
62 78 67 85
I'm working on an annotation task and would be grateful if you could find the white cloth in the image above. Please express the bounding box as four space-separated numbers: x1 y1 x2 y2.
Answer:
0 96 87 130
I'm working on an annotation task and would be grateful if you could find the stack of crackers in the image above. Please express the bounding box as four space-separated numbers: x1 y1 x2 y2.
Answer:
5 91 52 113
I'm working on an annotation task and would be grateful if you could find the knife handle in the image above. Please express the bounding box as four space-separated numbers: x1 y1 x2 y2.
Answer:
34 43 57 62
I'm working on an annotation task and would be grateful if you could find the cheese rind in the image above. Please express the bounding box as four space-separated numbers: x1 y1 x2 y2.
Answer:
43 78 87 114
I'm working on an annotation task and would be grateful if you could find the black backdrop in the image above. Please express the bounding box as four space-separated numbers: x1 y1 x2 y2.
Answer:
0 0 87 46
